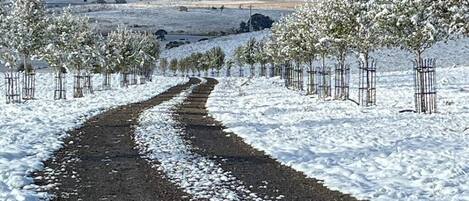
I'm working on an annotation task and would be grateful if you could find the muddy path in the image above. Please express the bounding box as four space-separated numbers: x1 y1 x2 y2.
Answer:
33 78 200 201
175 78 359 201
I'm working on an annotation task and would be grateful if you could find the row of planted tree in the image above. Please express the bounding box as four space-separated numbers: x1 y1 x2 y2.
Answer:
229 0 467 114
0 0 160 103
159 47 226 78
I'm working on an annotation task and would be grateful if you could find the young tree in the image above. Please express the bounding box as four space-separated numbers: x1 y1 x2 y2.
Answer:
107 26 135 87
137 32 160 82
208 47 225 77
255 40 269 77
159 58 169 76
169 58 178 76
243 38 257 77
234 45 245 77
379 0 451 62
4 0 48 99
225 59 234 77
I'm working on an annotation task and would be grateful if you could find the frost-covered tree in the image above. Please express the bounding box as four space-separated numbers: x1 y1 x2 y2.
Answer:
159 58 168 76
313 0 356 70
244 38 257 77
107 26 136 87
255 40 269 77
3 0 48 99
178 57 188 77
225 59 234 77
135 32 160 81
379 0 452 62
208 47 225 76
234 46 245 77
169 58 178 76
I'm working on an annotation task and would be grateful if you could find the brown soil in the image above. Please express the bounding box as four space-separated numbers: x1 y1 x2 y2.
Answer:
175 78 361 201
32 78 200 201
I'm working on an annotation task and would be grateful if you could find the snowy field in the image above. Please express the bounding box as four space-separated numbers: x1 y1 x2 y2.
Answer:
207 68 469 200
82 7 290 35
206 39 469 201
163 30 469 73
0 74 187 200
162 30 268 61
135 80 261 200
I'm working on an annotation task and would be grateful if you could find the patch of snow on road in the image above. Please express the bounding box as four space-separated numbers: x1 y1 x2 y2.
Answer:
207 66 469 201
135 79 261 201
0 73 187 200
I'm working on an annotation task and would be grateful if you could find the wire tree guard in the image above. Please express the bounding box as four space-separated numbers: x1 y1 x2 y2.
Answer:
4 71 21 104
121 72 130 88
226 68 231 77
317 65 332 99
269 64 275 77
102 72 112 90
250 66 255 77
54 72 67 100
260 64 267 77
22 70 36 100
130 68 138 85
414 58 437 114
358 60 377 106
284 63 292 88
83 73 93 94
307 66 317 95
73 73 84 98
139 70 146 85
334 63 350 100
293 63 304 91
239 67 244 77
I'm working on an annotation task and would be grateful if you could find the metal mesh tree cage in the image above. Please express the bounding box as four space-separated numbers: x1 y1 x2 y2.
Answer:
334 64 350 100
4 71 21 104
130 68 138 85
292 63 304 91
317 65 332 98
226 68 231 77
260 64 266 77
359 60 377 106
22 70 36 100
139 70 146 84
83 73 93 94
307 65 317 95
54 72 67 100
269 64 275 77
102 72 112 90
284 63 293 88
414 58 437 114
73 73 84 98
211 68 215 77
121 72 130 88
250 65 255 77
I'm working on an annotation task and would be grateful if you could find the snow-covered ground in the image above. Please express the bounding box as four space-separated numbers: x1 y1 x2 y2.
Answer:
207 64 469 200
162 30 268 61
0 74 187 200
135 79 261 200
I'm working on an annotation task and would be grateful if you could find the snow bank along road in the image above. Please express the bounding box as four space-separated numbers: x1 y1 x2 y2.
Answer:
32 78 199 200
171 78 357 201
207 74 469 201
0 74 187 200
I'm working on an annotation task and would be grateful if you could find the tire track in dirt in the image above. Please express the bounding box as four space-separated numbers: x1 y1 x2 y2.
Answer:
32 78 199 201
175 77 360 201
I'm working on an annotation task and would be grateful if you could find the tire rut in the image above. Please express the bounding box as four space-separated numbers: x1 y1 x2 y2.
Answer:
32 78 200 201
175 78 361 201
